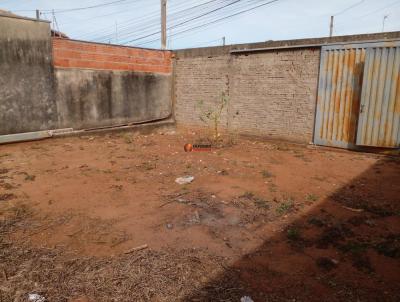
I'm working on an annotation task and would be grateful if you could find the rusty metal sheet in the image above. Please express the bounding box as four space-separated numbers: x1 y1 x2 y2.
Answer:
356 45 400 148
314 45 366 148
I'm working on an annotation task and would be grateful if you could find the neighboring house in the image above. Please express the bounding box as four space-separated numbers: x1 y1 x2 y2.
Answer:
51 29 69 39
0 9 69 39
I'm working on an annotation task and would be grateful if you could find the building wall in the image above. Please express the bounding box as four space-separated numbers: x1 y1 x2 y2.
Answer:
52 38 172 74
173 32 400 143
229 49 320 142
0 16 174 137
174 55 231 131
174 48 320 143
55 69 172 129
0 16 57 135
53 39 173 130
1 18 399 142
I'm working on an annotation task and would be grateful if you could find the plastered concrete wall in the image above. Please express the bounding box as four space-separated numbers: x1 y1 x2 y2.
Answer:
53 39 173 130
0 16 57 135
174 49 320 143
0 18 173 136
55 69 172 129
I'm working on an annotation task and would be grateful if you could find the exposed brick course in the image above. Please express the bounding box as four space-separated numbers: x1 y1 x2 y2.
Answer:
52 38 172 74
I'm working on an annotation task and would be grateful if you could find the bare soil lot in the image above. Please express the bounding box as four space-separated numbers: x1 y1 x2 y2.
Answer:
0 130 399 302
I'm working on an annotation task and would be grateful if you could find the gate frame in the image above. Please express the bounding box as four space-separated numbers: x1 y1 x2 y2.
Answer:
313 40 400 150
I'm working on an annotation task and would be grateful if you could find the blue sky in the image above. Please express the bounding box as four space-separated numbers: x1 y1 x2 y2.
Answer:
1 0 400 49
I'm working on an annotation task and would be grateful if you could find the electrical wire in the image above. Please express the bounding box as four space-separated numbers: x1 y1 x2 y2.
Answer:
335 0 400 30
117 0 265 44
334 0 365 16
121 0 243 44
134 0 281 47
12 0 137 13
74 0 211 40
82 0 229 42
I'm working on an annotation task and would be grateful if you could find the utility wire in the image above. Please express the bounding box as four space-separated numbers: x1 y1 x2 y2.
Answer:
124 0 249 44
335 0 400 29
116 0 248 44
95 0 242 43
75 0 213 40
12 0 136 13
84 0 228 42
334 0 365 16
134 0 281 47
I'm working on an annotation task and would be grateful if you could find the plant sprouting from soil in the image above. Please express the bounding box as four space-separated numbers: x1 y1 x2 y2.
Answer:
306 193 318 202
197 92 228 142
276 197 294 215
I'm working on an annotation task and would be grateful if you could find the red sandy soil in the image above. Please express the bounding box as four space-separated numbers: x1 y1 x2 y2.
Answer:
0 130 399 301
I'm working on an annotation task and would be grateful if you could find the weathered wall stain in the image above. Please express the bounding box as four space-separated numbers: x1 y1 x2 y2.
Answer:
0 15 173 135
0 17 57 135
55 69 172 130
51 39 174 131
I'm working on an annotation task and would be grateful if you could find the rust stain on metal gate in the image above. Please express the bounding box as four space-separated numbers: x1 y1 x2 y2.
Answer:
315 44 365 148
356 45 400 148
314 41 400 149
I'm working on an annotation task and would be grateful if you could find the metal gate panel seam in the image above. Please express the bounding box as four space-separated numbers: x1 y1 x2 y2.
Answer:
356 44 400 148
315 40 400 149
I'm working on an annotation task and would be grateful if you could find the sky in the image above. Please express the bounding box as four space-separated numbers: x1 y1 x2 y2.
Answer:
1 0 400 49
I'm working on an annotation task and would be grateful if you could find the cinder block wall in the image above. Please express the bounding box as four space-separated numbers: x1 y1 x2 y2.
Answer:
174 55 231 131
229 49 320 142
173 32 400 144
174 48 320 143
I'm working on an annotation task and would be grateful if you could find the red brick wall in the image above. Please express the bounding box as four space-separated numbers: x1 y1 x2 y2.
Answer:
52 38 172 74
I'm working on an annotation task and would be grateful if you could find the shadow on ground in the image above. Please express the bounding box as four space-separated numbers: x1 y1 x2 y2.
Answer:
183 156 400 302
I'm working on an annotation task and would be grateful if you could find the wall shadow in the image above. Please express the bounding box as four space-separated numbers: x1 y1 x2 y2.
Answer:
183 156 400 302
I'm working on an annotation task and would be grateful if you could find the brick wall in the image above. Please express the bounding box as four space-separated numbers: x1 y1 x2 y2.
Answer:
174 48 320 143
229 49 320 142
52 38 172 74
52 38 173 130
174 55 231 131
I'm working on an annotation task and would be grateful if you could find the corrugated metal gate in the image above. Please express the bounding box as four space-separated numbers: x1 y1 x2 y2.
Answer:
314 41 400 149
357 45 400 147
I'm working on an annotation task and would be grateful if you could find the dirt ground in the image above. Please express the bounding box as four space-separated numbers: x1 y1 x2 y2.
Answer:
0 129 399 302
